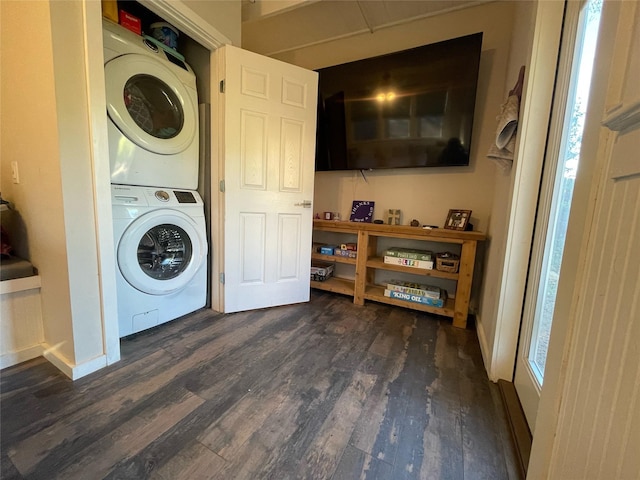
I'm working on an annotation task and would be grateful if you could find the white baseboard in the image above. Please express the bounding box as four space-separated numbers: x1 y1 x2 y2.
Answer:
0 344 44 369
475 314 497 381
43 346 107 380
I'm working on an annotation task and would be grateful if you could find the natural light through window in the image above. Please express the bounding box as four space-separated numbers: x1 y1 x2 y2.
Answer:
529 0 603 384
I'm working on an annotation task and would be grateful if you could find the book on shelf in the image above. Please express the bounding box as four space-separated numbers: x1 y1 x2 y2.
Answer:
383 256 434 270
386 280 445 299
383 289 445 307
384 247 433 261
319 245 338 255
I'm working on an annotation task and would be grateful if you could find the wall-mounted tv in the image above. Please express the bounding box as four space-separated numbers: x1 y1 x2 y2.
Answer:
315 33 483 171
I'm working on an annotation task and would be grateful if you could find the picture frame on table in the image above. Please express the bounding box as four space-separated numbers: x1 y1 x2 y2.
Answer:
350 200 375 223
444 209 472 231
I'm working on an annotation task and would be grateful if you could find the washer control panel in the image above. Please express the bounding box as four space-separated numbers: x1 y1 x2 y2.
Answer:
155 190 170 202
174 191 197 203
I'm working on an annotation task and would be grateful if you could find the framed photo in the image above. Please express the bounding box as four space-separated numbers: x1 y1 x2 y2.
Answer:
444 209 472 231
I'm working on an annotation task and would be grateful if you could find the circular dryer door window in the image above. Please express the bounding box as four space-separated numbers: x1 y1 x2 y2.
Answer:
118 209 205 295
124 75 184 140
105 54 197 155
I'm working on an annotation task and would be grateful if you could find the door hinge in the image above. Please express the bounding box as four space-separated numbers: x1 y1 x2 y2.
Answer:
219 180 225 193
219 79 225 93
219 273 225 284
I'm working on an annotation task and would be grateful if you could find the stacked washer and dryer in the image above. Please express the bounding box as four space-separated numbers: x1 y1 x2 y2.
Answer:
103 19 208 337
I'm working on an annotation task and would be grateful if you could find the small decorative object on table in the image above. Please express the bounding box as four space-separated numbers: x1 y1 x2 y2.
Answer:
410 219 420 227
444 209 472 231
350 201 375 223
387 209 401 225
436 252 460 273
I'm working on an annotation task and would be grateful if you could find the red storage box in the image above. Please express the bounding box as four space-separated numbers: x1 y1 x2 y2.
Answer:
119 10 141 35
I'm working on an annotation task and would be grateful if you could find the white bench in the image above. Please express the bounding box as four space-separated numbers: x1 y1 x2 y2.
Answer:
0 268 44 368
0 261 43 369
1 202 44 368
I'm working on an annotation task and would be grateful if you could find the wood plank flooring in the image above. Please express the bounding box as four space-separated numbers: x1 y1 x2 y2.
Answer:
1 291 520 479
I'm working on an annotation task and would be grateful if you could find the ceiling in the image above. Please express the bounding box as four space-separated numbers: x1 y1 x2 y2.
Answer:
241 0 492 56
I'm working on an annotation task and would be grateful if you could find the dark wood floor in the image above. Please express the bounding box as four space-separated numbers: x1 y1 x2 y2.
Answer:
1 291 519 479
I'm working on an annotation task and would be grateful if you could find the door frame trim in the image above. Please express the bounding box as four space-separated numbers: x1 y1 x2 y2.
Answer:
499 380 531 478
514 0 591 430
85 1 231 366
489 0 565 382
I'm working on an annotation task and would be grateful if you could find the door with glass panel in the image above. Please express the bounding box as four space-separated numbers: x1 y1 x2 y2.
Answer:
514 0 603 431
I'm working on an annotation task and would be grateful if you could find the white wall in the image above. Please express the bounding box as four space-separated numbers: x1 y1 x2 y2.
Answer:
260 1 566 386
1 1 76 363
475 0 541 379
0 1 111 376
271 2 515 235
258 2 518 326
182 0 241 46
0 0 241 378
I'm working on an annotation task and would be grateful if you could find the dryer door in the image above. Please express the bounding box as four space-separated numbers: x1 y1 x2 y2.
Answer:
105 54 197 155
118 209 205 295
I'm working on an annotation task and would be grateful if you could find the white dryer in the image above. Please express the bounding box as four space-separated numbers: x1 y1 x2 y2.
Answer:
103 19 199 190
112 185 208 337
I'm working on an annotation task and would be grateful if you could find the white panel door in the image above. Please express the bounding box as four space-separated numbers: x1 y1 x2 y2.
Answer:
529 1 640 477
218 45 318 313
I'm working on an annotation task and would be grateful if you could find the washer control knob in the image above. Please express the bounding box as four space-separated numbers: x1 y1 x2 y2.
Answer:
155 190 170 202
143 39 159 52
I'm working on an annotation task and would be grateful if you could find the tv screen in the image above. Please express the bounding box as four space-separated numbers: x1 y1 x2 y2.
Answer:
315 33 483 171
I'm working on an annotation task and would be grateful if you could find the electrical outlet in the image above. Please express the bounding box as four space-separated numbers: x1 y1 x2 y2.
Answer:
11 161 19 184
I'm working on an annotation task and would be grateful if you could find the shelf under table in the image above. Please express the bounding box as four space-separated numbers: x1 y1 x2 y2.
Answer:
312 252 357 265
310 276 355 296
366 257 459 280
364 284 455 318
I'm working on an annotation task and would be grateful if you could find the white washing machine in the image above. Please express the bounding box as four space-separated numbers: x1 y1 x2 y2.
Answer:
112 185 208 337
103 19 199 190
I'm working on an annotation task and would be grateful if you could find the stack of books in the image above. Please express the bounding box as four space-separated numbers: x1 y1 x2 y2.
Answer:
383 247 434 270
383 280 447 307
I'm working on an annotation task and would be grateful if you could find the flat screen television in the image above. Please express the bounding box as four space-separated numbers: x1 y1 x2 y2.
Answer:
315 33 483 171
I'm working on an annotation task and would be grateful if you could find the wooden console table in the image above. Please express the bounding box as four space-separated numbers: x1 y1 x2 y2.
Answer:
311 220 486 329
